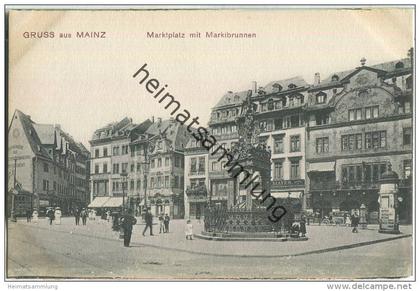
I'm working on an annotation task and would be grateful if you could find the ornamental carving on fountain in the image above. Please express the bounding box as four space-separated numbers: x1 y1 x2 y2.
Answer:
230 90 271 168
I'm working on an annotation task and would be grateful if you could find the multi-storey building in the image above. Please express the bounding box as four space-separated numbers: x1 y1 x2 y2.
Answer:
145 118 190 218
201 52 413 222
207 78 310 210
184 133 209 219
8 110 90 216
89 117 151 212
305 57 413 223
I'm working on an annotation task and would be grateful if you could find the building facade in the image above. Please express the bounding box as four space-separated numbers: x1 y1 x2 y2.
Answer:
305 57 413 223
184 134 209 219
8 110 90 216
89 117 151 213
187 52 413 223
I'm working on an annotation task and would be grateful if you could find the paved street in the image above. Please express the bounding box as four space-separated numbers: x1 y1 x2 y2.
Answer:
7 217 412 279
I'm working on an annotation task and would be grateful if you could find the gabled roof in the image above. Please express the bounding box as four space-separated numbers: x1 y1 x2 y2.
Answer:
12 110 50 159
146 119 189 151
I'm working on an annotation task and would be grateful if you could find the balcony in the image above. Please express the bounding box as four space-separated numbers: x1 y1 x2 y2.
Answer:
186 185 208 196
189 170 206 177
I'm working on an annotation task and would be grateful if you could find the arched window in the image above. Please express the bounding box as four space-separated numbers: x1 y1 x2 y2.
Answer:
288 83 297 89
272 83 283 92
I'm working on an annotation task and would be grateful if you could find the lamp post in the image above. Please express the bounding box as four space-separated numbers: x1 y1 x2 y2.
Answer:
142 161 150 211
120 172 128 214
10 158 18 222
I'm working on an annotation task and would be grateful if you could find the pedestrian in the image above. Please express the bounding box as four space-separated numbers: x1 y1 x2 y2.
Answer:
54 207 62 225
351 213 359 233
47 208 54 225
345 214 351 227
300 215 307 237
142 209 154 236
158 214 165 233
121 210 137 247
74 208 81 225
26 209 32 223
164 213 170 233
106 210 111 222
32 209 38 223
81 208 88 225
185 219 193 240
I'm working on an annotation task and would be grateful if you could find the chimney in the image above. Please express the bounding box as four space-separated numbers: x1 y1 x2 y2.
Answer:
252 81 257 93
314 73 320 85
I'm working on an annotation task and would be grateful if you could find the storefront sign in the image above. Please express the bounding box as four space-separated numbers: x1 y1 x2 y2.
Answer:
272 179 305 189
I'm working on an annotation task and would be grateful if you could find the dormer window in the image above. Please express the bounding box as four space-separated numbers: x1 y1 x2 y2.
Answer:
226 97 231 103
258 87 265 95
395 61 404 69
288 83 297 89
331 74 339 82
316 92 327 104
272 83 283 92
234 95 240 102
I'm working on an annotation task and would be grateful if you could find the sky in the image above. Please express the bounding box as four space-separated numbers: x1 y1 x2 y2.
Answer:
8 8 414 147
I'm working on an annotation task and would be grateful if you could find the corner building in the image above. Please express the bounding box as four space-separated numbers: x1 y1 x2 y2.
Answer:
305 58 413 223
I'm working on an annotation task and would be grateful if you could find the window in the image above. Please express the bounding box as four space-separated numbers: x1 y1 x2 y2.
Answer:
164 176 169 188
175 156 180 167
95 149 99 158
103 147 108 157
198 157 206 172
316 113 329 125
259 121 267 131
290 160 300 179
212 161 220 171
267 99 274 111
121 163 128 173
94 164 99 174
165 157 170 166
365 131 386 149
130 180 135 190
316 137 329 153
403 128 412 145
404 102 411 113
122 145 129 155
137 163 141 172
113 163 119 174
273 160 283 180
365 106 379 119
130 163 135 172
290 115 300 128
190 158 197 173
157 177 162 188
316 92 326 104
157 158 162 167
136 179 141 190
274 118 283 130
43 163 49 172
348 108 362 121
290 135 300 152
266 120 274 131
42 180 49 191
283 116 291 129
112 146 119 156
403 160 412 179
273 136 284 154
150 177 155 188
341 134 362 151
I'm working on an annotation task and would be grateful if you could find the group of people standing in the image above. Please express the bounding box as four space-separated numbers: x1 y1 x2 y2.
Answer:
73 208 89 226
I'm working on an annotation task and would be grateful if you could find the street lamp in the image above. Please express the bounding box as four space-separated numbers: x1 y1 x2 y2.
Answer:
120 172 128 213
142 161 150 210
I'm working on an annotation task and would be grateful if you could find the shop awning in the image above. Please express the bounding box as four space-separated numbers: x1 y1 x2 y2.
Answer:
270 191 302 199
102 197 124 208
308 161 335 172
88 196 110 208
